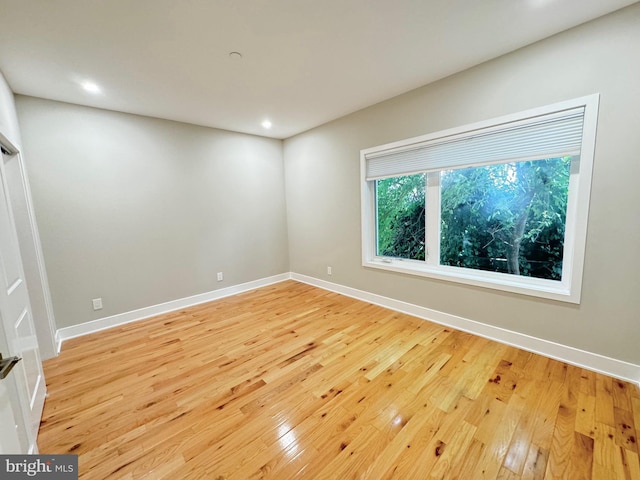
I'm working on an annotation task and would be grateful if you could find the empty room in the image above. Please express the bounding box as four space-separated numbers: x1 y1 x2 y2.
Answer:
0 1 639 479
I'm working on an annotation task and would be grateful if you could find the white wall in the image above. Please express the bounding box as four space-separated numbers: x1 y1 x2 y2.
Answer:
283 5 640 366
16 97 290 329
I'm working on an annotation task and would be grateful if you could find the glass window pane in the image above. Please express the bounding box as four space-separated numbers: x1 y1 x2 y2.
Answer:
375 173 426 261
439 157 571 280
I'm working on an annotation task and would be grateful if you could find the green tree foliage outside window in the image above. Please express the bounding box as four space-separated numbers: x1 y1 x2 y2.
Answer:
440 157 570 280
376 173 426 261
375 157 571 281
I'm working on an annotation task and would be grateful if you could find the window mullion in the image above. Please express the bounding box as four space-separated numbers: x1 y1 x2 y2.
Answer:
425 172 440 266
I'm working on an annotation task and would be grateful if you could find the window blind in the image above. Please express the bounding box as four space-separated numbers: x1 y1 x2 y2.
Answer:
365 107 585 181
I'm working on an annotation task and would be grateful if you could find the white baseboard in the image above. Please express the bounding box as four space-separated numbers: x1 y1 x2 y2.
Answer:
56 273 291 347
55 271 640 387
291 273 640 387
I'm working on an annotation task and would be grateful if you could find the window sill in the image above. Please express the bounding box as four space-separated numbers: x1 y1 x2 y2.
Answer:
364 257 578 304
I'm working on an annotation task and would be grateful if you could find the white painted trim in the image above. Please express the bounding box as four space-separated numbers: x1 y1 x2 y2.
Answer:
56 273 291 347
55 270 640 388
15 151 59 358
0 143 58 359
291 273 640 387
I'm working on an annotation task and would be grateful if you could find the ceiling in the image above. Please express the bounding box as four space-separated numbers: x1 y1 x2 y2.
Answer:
0 0 635 139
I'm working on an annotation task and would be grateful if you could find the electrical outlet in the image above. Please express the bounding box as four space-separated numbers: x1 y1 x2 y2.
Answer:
92 298 103 311
217 272 224 282
327 266 332 275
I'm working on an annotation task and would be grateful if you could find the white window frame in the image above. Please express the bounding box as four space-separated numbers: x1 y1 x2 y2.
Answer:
360 95 599 304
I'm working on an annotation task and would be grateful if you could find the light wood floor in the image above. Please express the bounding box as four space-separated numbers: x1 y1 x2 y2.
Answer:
39 281 640 479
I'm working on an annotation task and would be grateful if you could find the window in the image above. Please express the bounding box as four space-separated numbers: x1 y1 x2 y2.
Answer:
360 95 599 303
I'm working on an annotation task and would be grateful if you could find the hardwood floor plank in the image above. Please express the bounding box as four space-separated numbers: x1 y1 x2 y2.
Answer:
567 432 594 480
575 392 597 438
593 423 627 480
37 280 640 479
614 406 639 454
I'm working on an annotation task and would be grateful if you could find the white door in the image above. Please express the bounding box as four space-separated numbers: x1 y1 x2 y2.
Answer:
0 378 21 453
0 149 46 453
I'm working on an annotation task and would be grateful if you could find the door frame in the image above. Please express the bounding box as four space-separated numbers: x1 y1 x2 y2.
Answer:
0 142 41 453
0 133 57 359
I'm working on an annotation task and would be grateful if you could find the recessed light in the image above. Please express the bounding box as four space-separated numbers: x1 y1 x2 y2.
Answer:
262 119 272 129
81 81 101 94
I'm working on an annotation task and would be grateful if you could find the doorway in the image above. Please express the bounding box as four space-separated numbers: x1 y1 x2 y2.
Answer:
0 142 49 453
